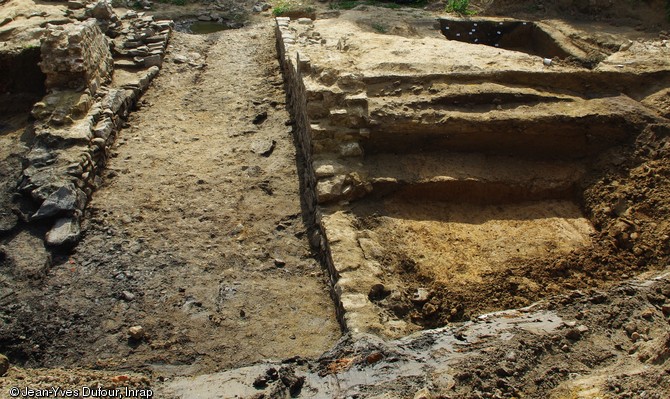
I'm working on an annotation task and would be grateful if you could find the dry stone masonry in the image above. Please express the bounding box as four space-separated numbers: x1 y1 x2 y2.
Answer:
40 19 113 93
18 0 172 246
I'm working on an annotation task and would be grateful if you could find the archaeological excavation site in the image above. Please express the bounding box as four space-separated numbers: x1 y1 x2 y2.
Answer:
1 0 670 397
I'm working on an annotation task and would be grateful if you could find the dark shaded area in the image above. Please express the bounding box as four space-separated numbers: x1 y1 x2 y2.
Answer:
0 47 45 115
439 19 571 58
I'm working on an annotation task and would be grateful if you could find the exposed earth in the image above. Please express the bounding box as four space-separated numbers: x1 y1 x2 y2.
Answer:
1 0 670 398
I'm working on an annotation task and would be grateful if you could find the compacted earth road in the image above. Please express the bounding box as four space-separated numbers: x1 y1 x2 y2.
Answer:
1 16 340 386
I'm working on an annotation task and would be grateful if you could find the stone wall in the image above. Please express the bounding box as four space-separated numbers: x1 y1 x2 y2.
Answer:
40 19 113 93
17 2 172 247
275 17 348 331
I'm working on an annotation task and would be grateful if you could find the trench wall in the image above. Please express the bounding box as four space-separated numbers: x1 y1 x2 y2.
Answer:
275 17 348 331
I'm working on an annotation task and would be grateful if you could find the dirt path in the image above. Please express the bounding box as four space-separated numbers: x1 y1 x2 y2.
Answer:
3 20 340 377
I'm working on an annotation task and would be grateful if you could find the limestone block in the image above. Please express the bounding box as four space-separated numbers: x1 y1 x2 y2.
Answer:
46 216 81 246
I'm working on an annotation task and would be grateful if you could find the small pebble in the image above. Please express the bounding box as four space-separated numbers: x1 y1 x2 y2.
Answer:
128 325 145 340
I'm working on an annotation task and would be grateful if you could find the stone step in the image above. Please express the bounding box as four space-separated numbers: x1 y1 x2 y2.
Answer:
362 70 670 99
374 82 576 112
364 94 658 159
314 151 584 204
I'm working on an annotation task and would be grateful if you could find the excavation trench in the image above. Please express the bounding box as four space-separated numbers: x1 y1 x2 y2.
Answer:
439 19 572 58
276 13 668 339
174 19 241 34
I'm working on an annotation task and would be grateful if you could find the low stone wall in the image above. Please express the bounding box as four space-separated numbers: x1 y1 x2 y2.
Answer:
17 1 172 246
275 17 348 331
276 17 410 337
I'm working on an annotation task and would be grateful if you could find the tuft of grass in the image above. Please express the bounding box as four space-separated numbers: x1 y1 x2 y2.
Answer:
445 0 475 15
272 0 315 16
372 22 388 33
272 3 289 16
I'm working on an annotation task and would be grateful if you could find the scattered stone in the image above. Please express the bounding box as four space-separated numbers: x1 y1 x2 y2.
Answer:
662 304 670 317
173 54 189 64
0 354 9 376
366 351 383 364
640 308 655 320
46 217 81 247
266 367 279 381
128 325 145 340
619 40 634 51
274 258 286 268
67 0 86 10
121 291 136 301
495 366 513 377
625 321 638 336
339 141 363 157
566 328 581 340
32 185 84 220
252 111 268 125
278 366 304 396
414 387 432 399
253 375 268 388
253 3 271 13
230 223 244 235
251 139 276 156
411 288 431 304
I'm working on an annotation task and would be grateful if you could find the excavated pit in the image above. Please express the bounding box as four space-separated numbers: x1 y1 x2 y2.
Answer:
277 11 670 339
439 19 572 58
175 19 242 34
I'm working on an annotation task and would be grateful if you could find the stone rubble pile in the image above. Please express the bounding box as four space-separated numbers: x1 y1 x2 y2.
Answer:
18 0 172 246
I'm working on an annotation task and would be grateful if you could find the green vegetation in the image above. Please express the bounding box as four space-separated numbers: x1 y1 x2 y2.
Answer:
372 22 388 33
445 0 474 15
272 2 290 16
330 0 427 10
272 0 315 16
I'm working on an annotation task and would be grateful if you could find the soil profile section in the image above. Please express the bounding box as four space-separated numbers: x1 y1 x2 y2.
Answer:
276 10 670 339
